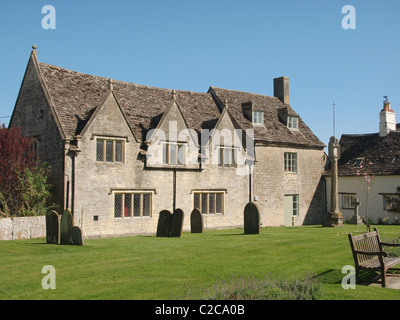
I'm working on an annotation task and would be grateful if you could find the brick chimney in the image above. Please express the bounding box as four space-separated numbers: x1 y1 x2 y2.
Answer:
379 98 396 137
273 77 289 104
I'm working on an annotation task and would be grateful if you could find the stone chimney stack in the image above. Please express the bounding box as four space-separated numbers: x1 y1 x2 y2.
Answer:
273 77 289 105
379 97 396 137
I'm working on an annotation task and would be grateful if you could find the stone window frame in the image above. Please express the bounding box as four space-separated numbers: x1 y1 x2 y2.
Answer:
96 137 125 163
113 190 153 218
252 110 264 125
29 136 40 161
284 152 297 173
341 193 356 209
217 146 237 168
193 190 225 215
285 194 299 217
287 115 298 130
162 141 186 166
380 193 400 212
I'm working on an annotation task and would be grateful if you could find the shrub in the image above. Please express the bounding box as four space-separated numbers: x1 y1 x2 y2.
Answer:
174 273 321 300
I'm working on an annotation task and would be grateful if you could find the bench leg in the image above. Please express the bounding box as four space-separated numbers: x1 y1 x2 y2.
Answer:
381 268 386 288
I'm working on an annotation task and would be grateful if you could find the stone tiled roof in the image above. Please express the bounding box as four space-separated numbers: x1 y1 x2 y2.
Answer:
209 87 325 148
37 61 324 149
331 132 400 176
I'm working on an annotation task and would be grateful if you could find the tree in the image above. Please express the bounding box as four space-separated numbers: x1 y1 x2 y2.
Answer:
353 160 375 231
0 123 53 217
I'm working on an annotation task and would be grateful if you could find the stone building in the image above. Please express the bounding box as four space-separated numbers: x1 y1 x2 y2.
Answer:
324 98 400 224
9 46 326 237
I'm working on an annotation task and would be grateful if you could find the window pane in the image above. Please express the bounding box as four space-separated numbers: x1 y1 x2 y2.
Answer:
96 139 104 161
178 144 185 165
124 194 131 217
216 193 222 213
209 193 215 214
201 193 207 214
169 144 177 165
224 148 230 167
162 144 168 165
194 193 200 210
142 194 150 216
106 140 113 162
115 141 123 162
232 149 236 167
218 148 223 166
114 194 122 218
133 194 141 217
292 195 299 216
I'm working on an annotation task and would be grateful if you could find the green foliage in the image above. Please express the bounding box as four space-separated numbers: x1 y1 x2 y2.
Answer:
16 163 55 216
382 236 400 258
0 162 55 217
174 273 321 300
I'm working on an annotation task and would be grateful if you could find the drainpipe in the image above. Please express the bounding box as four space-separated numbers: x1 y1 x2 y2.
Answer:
64 174 70 210
173 168 176 212
66 144 80 218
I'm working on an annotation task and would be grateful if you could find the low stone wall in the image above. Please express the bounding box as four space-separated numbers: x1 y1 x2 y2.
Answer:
0 216 45 240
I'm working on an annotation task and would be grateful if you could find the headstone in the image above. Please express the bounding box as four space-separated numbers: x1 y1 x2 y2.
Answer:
244 202 260 234
60 209 73 245
190 208 203 233
46 210 59 244
170 208 184 237
349 199 363 225
71 226 84 245
156 210 173 237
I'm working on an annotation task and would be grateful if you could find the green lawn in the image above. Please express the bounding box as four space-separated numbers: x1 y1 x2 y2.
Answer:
1 225 399 300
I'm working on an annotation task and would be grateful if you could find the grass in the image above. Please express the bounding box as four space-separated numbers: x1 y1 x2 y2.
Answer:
0 225 400 300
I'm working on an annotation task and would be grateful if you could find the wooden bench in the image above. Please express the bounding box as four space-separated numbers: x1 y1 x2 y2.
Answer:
348 228 400 287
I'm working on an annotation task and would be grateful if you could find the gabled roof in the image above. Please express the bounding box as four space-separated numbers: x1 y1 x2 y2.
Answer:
33 56 323 149
208 87 325 149
331 131 400 176
38 62 220 143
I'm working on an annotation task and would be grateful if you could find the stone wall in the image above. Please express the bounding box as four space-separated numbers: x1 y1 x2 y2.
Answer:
253 145 326 226
69 94 250 237
0 216 45 240
9 55 65 211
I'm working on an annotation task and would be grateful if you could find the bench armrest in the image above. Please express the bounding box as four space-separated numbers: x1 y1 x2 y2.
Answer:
354 250 388 257
381 242 400 247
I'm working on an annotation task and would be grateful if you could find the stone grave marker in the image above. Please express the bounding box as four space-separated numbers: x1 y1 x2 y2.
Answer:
190 208 203 233
60 209 73 245
71 226 84 245
244 202 260 234
46 210 59 244
170 208 184 237
156 210 173 237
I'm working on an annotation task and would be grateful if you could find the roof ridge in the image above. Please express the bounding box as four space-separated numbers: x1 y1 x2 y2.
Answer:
39 62 212 96
210 86 280 101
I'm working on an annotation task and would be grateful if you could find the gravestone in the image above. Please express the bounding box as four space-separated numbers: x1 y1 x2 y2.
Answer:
71 226 84 245
349 198 363 225
46 210 59 244
244 202 260 234
156 210 173 237
60 210 73 245
170 209 184 237
190 208 203 233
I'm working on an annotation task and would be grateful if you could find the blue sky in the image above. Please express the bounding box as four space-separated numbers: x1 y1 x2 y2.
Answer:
1 0 399 147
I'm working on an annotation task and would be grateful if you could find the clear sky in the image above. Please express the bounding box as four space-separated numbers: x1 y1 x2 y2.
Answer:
0 0 399 147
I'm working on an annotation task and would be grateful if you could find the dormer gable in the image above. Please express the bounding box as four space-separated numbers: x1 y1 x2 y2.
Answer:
145 90 199 168
278 106 299 131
